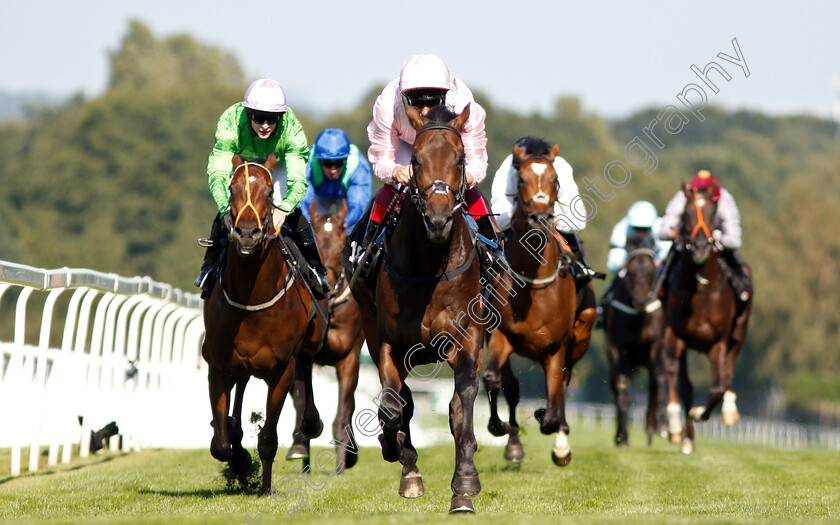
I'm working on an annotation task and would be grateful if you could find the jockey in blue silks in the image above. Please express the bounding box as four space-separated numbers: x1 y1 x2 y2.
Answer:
301 128 372 230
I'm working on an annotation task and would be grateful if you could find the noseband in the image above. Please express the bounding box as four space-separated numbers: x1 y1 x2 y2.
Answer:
409 123 466 215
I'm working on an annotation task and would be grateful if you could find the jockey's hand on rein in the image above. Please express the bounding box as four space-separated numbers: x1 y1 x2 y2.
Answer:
272 208 287 234
391 165 413 186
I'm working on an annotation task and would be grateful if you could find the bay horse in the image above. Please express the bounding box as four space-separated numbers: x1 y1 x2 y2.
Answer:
662 181 752 454
603 230 667 447
348 104 483 513
483 140 596 467
286 200 364 473
201 154 327 495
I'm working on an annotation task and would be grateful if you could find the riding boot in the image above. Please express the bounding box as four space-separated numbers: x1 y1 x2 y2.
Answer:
298 237 330 300
723 249 752 302
560 231 605 284
195 215 226 299
474 214 510 280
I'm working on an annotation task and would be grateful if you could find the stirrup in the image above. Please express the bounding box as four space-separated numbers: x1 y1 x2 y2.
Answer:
198 237 214 248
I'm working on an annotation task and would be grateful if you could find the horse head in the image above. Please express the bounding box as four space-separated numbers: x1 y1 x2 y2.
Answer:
310 199 348 288
512 138 560 231
228 153 276 256
405 104 470 244
680 180 718 265
624 230 658 311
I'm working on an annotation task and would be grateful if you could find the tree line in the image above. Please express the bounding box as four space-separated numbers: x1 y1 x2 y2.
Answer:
1 21 838 422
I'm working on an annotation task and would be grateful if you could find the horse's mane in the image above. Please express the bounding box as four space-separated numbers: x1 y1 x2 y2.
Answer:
425 105 458 124
517 136 552 157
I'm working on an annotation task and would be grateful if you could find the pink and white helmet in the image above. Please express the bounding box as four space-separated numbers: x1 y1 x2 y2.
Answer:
399 54 451 93
243 79 287 113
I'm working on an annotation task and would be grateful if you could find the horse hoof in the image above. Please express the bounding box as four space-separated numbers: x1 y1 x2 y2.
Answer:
449 494 476 514
452 475 481 497
487 419 509 437
534 408 546 423
229 448 252 475
504 442 524 462
551 449 573 467
286 443 309 460
302 418 324 440
680 438 695 454
688 406 706 422
616 440 629 448
669 433 682 445
344 449 359 470
399 473 425 498
721 411 741 426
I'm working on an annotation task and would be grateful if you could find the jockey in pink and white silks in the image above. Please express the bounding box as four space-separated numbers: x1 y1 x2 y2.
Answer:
350 53 507 279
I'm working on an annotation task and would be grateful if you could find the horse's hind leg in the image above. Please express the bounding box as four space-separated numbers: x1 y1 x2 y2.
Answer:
500 358 524 462
678 349 696 454
208 366 234 463
450 352 481 498
333 349 361 472
609 339 631 447
229 377 253 475
690 340 728 423
482 330 512 438
663 329 685 445
258 362 295 496
375 342 404 464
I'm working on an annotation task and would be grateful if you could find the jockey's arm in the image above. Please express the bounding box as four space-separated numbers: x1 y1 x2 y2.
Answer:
461 100 488 188
658 191 686 240
206 104 241 214
716 189 742 249
552 157 585 233
366 85 402 184
275 109 309 213
490 155 515 231
345 159 373 228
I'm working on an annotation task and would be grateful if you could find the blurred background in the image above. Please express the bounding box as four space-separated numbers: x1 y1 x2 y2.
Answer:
1 1 838 428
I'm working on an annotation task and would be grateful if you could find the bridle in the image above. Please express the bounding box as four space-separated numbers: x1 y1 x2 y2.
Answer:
229 162 275 245
612 246 662 315
409 122 467 215
516 157 559 211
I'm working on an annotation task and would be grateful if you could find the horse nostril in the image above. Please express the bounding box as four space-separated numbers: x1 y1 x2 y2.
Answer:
234 226 243 236
251 227 261 237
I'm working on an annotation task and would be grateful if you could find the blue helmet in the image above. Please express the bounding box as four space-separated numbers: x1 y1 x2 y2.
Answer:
313 128 351 160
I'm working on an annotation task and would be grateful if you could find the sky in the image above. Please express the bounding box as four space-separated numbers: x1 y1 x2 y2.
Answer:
2 0 840 120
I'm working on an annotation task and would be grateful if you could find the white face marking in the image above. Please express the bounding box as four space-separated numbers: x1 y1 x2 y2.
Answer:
249 175 257 184
696 196 706 207
530 163 547 175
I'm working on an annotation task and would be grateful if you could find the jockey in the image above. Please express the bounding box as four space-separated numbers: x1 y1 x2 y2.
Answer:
606 200 671 274
300 128 372 231
490 136 600 283
195 78 330 300
658 169 751 302
350 53 507 279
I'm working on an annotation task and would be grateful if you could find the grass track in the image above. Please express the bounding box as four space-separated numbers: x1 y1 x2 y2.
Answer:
2 420 839 524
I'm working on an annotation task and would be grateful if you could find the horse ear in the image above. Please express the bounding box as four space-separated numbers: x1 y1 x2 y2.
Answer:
549 143 559 161
513 144 528 167
309 199 319 221
232 154 244 168
406 104 427 130
337 200 348 227
265 153 277 172
682 180 692 196
450 104 471 132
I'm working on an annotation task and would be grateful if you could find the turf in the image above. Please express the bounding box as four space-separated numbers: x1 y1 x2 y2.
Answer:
1 420 838 524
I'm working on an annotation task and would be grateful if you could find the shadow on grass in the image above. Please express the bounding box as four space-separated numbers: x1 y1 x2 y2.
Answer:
0 453 126 486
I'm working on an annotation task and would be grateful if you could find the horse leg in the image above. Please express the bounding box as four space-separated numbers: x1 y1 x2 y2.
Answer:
449 351 481 504
662 328 685 445
297 351 324 441
258 361 295 497
500 358 524 462
678 349 695 454
229 377 253 475
609 339 631 448
208 365 234 463
482 330 512 438
285 364 310 464
689 340 728 423
332 350 361 473
375 341 404 464
721 303 750 426
397 383 424 498
534 351 573 466
653 340 670 439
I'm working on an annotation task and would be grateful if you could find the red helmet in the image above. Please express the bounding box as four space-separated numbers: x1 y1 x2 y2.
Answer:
690 170 721 201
